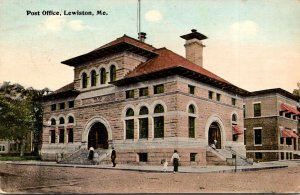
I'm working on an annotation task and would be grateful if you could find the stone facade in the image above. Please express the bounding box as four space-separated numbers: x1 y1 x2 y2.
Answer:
41 30 248 165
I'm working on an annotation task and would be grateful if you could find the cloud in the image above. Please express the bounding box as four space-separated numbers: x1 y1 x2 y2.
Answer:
230 20 258 36
41 16 66 31
145 10 162 22
68 20 91 31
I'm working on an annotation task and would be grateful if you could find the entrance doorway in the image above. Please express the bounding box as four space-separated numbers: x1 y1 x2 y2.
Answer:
208 122 221 149
88 122 108 149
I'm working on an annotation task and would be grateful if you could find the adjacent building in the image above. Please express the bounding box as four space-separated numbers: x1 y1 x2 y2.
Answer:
244 88 300 162
41 30 250 165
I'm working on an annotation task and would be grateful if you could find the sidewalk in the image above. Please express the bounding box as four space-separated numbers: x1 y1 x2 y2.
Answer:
4 160 300 173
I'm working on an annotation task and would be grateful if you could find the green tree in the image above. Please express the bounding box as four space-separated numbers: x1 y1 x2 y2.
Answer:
0 82 50 156
293 82 300 97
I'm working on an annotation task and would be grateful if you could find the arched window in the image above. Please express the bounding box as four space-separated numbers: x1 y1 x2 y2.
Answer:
232 114 237 123
154 104 164 138
125 108 134 139
100 68 106 84
68 116 74 123
188 105 196 138
81 72 88 88
90 70 97 87
51 118 56 125
59 117 65 125
139 106 149 115
188 105 195 114
126 108 134 117
110 65 116 82
154 104 164 113
139 106 149 139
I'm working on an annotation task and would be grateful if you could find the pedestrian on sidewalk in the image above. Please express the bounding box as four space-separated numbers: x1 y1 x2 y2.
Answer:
171 150 180 173
161 159 168 172
111 147 116 167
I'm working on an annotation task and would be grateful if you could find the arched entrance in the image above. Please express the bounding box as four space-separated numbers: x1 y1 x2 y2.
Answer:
208 122 222 149
88 122 108 149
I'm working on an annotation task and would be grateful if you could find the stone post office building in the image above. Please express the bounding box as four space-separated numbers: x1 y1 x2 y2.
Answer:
41 30 299 165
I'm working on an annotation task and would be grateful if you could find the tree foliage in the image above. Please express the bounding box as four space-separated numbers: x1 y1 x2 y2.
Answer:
0 81 50 156
292 82 300 97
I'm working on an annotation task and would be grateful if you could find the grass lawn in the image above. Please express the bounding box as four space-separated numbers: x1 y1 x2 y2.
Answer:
0 156 41 161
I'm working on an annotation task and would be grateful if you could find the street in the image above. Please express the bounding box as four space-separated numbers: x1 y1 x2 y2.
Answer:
0 162 300 193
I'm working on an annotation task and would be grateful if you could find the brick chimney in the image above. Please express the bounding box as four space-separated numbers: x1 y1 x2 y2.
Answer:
180 29 207 67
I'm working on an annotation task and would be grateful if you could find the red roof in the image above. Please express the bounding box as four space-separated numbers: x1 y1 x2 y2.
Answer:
125 47 230 84
94 35 156 52
280 103 300 115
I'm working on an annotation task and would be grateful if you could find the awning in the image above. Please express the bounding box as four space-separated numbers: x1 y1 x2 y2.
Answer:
280 103 300 115
281 129 299 138
281 130 291 138
232 125 243 135
287 130 299 138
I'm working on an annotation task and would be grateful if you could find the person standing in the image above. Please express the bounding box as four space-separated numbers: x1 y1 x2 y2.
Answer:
111 148 116 167
88 147 94 164
171 150 180 173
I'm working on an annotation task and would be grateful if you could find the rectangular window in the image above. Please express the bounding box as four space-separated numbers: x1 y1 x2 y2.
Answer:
59 129 64 143
68 128 73 143
208 91 214 100
51 104 56 111
255 152 262 160
126 119 134 139
188 117 195 138
232 134 238 141
139 118 148 139
286 138 292 145
139 87 148 97
50 130 55 143
188 85 195 95
216 93 221 101
59 102 65 110
244 129 246 145
154 84 164 94
254 129 262 145
281 152 284 160
154 116 164 138
138 153 148 162
68 101 74 108
254 103 261 117
190 153 197 162
243 105 246 118
231 98 236 106
280 137 284 145
126 90 134 99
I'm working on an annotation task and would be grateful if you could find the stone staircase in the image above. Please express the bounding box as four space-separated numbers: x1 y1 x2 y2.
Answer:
58 148 112 165
206 146 253 166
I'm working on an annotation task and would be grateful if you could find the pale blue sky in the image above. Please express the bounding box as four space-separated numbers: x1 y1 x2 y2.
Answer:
0 0 299 93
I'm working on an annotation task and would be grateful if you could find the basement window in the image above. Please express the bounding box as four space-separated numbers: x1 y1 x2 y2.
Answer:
190 153 197 162
138 153 148 162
